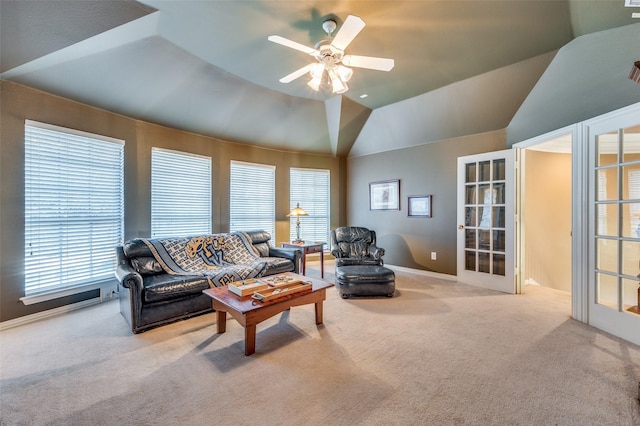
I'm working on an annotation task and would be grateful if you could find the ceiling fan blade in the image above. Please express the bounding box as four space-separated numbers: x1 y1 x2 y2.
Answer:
330 15 366 51
342 55 395 71
268 35 317 55
279 64 315 83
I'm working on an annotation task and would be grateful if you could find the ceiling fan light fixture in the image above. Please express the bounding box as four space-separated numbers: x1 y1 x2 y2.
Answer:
308 76 322 91
309 63 325 79
336 65 353 82
328 68 348 94
269 15 394 95
308 63 325 91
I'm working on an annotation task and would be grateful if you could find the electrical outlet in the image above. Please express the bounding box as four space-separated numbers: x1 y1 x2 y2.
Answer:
431 252 437 261
101 289 119 301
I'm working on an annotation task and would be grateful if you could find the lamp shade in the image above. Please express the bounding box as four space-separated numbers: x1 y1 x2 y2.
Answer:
287 203 308 217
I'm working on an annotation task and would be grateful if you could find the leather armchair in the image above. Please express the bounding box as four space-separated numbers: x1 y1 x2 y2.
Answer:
330 226 385 267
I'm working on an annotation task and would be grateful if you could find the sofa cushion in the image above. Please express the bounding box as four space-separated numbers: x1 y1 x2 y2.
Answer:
143 274 210 303
131 256 163 275
244 230 271 257
123 238 154 258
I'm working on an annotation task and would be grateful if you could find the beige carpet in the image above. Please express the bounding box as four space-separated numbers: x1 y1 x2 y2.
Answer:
1 265 639 426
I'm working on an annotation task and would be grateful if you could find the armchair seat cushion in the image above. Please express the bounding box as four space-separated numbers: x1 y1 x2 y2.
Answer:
335 265 395 298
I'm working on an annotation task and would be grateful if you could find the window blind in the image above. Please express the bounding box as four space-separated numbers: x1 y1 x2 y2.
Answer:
24 120 124 296
230 161 275 238
290 168 330 243
151 148 212 237
628 169 640 237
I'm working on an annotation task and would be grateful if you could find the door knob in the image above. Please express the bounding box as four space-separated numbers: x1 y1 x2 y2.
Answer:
458 225 464 230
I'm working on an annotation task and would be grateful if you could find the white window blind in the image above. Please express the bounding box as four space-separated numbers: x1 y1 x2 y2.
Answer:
230 161 275 238
151 148 211 237
598 170 607 236
290 168 330 243
628 170 640 237
24 120 124 297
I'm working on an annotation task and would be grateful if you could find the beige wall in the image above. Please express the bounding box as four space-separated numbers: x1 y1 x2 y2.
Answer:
0 81 346 322
348 131 507 275
523 150 572 292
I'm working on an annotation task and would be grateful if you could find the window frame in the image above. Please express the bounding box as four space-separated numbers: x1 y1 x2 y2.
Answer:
289 167 331 245
22 120 124 304
229 160 276 238
151 147 212 238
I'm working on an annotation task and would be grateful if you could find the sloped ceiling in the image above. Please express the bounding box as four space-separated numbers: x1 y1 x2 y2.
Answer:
1 1 637 156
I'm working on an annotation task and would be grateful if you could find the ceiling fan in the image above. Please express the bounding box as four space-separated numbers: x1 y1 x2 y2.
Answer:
268 15 395 94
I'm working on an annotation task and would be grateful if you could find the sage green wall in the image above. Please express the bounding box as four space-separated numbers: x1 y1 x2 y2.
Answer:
507 22 640 146
0 81 346 322
347 131 506 275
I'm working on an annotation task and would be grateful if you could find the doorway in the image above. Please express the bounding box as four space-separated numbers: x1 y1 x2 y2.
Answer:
520 135 573 298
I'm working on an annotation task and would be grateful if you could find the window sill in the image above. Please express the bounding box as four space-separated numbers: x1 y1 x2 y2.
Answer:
20 279 116 305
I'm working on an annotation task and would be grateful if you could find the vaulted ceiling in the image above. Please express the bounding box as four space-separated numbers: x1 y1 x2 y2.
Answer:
1 1 637 156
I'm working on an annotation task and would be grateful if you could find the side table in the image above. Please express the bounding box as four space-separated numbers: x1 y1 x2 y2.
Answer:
281 241 325 278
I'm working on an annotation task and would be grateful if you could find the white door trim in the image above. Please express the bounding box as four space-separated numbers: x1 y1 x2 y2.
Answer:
513 124 587 323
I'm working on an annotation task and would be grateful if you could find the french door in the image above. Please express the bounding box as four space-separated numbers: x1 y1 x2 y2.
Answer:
587 107 640 346
457 150 516 293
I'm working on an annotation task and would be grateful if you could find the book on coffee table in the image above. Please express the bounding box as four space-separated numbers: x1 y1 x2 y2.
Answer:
251 281 312 302
262 275 303 288
228 279 269 297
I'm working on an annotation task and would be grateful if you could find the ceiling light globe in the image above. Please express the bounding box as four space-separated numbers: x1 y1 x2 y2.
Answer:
337 65 353 82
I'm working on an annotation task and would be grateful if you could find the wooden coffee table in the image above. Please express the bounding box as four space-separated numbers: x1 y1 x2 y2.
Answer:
203 274 333 355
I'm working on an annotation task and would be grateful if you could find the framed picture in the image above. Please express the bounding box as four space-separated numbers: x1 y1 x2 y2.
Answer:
369 180 400 210
408 195 432 217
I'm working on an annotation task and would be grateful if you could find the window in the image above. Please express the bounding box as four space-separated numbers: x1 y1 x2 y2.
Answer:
24 121 124 300
290 168 330 243
229 161 275 238
151 148 212 237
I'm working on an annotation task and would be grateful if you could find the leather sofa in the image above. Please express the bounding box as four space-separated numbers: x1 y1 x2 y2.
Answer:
114 230 301 333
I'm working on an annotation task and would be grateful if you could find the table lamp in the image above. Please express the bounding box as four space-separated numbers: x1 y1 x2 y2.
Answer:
287 203 308 243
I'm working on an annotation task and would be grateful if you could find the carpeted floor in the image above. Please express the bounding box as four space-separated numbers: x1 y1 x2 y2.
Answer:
1 264 639 426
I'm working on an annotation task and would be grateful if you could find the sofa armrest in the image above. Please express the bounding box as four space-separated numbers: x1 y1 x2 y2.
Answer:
268 246 302 273
369 244 385 260
114 246 144 291
115 263 143 290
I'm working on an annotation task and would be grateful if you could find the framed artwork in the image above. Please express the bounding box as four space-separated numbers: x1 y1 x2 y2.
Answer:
408 195 432 217
369 180 400 210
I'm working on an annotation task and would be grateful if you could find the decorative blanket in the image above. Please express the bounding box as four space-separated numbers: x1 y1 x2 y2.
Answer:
141 232 269 287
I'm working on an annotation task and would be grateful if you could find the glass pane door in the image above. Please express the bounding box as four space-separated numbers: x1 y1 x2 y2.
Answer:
594 124 640 317
587 104 640 346
457 150 515 294
464 158 506 276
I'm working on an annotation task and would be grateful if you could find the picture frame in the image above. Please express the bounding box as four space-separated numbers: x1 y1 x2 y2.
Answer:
408 195 432 217
369 180 400 210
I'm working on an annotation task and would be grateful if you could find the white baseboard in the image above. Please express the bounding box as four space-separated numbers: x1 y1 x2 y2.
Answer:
385 264 458 282
525 278 541 286
0 297 103 331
